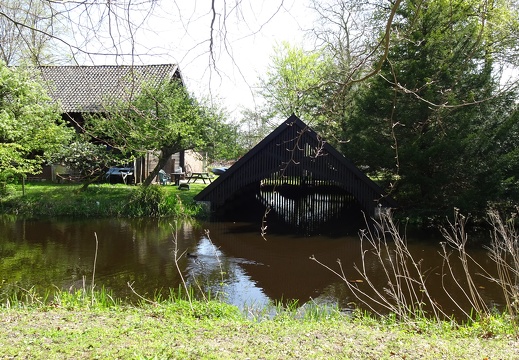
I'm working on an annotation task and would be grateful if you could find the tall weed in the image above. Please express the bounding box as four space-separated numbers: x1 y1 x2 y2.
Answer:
125 186 164 217
312 208 519 330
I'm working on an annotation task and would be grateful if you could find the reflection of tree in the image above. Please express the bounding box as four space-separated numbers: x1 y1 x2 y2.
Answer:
0 218 203 301
201 221 364 305
0 226 74 300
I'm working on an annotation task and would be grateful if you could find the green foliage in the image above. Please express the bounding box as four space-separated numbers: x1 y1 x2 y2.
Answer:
123 185 200 218
260 42 328 118
256 42 342 142
0 62 73 180
237 108 277 151
48 136 124 182
124 185 165 217
126 79 209 152
86 79 223 186
207 119 247 162
342 0 519 219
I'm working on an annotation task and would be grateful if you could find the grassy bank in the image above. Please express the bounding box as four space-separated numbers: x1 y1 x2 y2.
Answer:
1 290 518 360
0 182 209 218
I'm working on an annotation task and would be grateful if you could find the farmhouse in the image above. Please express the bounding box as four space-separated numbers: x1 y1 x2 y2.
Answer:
34 64 204 183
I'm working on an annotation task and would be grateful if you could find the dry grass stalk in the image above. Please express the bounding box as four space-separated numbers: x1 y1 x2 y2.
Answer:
170 221 194 310
312 209 448 323
439 209 491 319
91 232 98 306
486 208 519 320
314 207 519 326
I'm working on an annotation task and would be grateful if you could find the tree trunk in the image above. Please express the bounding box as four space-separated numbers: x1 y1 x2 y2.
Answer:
142 148 176 187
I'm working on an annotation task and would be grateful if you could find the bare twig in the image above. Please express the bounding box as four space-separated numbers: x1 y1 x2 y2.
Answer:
91 232 98 306
127 281 159 306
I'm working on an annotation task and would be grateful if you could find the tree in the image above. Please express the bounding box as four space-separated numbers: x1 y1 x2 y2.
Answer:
254 42 349 146
0 1 295 83
207 119 247 164
259 43 327 119
459 92 519 212
0 0 65 65
0 63 74 182
86 79 221 186
47 135 125 188
237 108 277 151
342 0 519 218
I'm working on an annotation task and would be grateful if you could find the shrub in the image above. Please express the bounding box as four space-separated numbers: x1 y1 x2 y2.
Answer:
125 186 165 217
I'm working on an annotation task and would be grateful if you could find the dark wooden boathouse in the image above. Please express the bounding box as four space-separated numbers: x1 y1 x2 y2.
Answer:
195 115 396 233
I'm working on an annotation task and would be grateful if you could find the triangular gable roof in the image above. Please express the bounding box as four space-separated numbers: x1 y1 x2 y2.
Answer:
37 64 180 113
195 114 396 218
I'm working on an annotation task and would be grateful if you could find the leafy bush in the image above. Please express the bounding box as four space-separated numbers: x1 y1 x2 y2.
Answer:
125 186 164 217
123 185 199 218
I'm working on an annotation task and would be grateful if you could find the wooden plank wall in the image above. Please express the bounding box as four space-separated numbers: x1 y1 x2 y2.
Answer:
205 123 384 218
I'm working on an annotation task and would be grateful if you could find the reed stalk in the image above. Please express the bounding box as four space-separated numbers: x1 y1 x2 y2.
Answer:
91 232 98 306
313 207 519 328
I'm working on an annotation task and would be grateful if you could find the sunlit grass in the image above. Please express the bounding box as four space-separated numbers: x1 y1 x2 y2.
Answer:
1 286 517 359
0 181 210 218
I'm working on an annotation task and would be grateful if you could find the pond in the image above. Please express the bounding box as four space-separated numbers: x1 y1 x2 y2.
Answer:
0 215 505 318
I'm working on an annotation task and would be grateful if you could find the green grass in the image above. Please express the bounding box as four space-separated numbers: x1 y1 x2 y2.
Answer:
0 182 210 218
0 290 517 359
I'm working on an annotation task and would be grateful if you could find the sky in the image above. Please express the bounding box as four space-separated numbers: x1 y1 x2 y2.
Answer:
72 0 317 120
62 0 519 122
155 1 317 119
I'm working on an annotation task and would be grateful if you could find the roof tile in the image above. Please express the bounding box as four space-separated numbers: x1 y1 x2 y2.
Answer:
38 64 180 113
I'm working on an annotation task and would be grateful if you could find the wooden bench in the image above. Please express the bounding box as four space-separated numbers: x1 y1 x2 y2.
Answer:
56 173 82 183
186 172 213 184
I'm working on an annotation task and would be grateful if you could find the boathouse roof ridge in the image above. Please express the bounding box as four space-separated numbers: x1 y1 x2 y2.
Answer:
195 114 396 218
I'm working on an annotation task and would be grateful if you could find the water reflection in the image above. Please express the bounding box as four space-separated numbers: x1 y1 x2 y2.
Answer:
203 221 360 306
258 186 362 235
0 216 505 318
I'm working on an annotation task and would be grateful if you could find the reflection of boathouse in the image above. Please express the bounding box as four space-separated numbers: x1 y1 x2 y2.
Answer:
195 115 396 234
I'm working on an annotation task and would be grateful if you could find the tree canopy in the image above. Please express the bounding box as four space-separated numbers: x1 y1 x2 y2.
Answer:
86 79 222 186
342 0 519 218
0 63 74 181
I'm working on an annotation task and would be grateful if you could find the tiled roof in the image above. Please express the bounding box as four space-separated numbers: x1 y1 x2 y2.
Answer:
37 64 180 113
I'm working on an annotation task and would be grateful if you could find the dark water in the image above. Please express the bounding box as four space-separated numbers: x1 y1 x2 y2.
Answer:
0 215 504 317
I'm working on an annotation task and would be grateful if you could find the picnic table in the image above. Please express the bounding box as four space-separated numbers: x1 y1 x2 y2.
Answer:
186 172 213 184
105 167 134 185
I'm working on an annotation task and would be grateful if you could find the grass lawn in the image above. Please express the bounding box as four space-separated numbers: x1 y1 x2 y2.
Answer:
1 297 517 360
0 181 212 218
